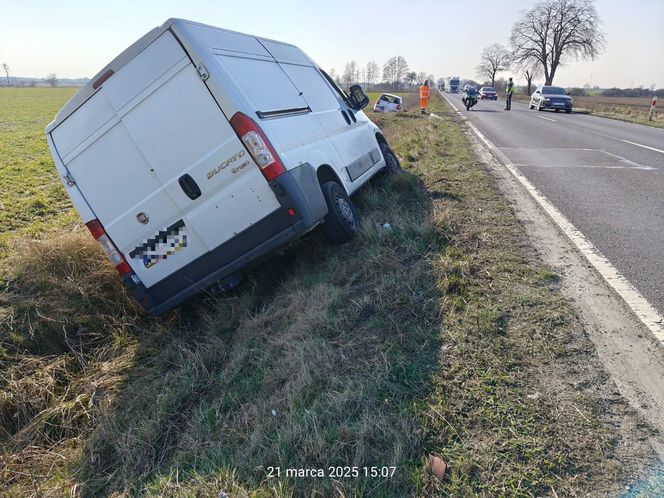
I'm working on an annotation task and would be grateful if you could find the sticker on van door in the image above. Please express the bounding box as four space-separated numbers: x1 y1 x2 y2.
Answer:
129 219 188 268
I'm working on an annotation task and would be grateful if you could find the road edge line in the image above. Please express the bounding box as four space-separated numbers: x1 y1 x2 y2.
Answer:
433 92 664 343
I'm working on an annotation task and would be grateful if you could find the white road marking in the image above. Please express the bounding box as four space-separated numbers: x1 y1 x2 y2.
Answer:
444 96 459 112
512 164 656 171
500 147 596 151
434 92 664 344
508 148 655 171
579 128 664 156
601 149 656 169
618 139 664 155
537 115 557 122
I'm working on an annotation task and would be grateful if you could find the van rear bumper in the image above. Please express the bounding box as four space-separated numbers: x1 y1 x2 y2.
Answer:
122 163 327 315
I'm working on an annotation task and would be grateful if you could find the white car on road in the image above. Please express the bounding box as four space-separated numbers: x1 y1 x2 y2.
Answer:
529 86 573 113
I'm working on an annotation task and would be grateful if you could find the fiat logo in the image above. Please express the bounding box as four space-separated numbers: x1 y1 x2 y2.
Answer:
136 212 149 224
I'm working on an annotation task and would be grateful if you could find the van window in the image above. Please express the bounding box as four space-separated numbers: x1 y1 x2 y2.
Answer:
319 69 350 104
217 55 307 112
279 64 340 112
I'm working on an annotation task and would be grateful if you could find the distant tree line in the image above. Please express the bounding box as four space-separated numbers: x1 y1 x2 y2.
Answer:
600 87 664 98
0 65 60 88
334 56 433 92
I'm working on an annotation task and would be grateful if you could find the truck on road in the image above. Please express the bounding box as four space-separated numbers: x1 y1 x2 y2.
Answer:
446 77 460 93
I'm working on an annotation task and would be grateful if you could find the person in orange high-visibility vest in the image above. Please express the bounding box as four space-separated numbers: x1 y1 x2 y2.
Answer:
419 80 430 114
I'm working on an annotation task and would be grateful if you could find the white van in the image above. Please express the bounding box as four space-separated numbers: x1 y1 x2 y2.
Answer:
46 18 401 315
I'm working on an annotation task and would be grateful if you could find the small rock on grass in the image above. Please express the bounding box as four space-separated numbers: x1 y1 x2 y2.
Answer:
429 455 447 480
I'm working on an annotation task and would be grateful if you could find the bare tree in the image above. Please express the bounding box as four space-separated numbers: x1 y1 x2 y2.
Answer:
341 61 358 88
383 56 409 89
393 56 408 89
510 0 605 85
405 71 417 87
2 63 10 87
436 77 446 91
365 61 379 90
45 73 58 88
416 71 427 85
383 57 396 86
476 44 511 87
516 59 543 95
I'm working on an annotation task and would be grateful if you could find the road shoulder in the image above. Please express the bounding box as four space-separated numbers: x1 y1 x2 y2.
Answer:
447 105 664 488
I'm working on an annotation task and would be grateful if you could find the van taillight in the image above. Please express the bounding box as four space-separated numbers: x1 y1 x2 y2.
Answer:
86 219 132 276
229 112 286 182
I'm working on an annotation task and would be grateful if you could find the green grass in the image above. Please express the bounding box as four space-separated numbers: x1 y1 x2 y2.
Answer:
0 90 652 497
0 88 80 254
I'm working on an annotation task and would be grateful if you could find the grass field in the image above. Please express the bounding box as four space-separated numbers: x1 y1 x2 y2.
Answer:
0 88 657 496
0 88 79 253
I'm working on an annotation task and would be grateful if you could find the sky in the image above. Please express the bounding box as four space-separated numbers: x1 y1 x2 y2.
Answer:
1 0 663 88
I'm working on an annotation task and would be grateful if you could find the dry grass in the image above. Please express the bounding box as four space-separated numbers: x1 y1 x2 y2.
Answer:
572 96 664 128
0 91 657 496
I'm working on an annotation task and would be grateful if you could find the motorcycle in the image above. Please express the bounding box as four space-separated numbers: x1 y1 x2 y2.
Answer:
461 85 479 111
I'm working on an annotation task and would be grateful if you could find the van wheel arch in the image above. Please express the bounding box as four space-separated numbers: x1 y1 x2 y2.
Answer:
375 133 401 174
316 164 345 192
375 132 388 149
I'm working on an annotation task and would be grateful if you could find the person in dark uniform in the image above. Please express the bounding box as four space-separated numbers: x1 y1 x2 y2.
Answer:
505 77 514 110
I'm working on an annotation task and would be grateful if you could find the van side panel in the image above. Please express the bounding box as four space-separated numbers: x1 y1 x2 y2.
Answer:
279 64 382 190
169 21 349 188
216 55 308 113
172 22 273 59
256 39 313 65
213 54 342 178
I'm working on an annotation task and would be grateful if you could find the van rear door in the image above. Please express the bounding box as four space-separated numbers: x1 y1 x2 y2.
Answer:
49 31 280 288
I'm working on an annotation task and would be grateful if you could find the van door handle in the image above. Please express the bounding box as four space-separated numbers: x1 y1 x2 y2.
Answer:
340 110 351 125
178 174 201 200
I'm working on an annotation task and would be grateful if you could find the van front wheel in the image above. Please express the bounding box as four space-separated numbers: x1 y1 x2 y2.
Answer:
321 181 359 244
380 142 401 174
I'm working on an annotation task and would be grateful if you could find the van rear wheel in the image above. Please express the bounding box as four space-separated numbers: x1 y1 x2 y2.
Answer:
321 181 359 244
380 142 402 174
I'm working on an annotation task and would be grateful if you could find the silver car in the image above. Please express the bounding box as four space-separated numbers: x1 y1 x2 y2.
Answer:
529 86 573 113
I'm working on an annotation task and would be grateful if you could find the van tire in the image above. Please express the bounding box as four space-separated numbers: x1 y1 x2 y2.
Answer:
321 181 359 244
380 142 402 174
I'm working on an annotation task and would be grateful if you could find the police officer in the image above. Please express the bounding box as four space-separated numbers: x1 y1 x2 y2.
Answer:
505 77 514 111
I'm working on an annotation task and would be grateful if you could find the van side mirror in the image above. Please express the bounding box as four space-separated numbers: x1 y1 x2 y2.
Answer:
348 84 369 110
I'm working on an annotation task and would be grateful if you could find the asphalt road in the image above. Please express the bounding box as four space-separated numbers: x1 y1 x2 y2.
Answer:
442 91 664 316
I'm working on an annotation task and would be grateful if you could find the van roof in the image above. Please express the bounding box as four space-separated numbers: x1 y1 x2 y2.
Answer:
46 18 304 134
